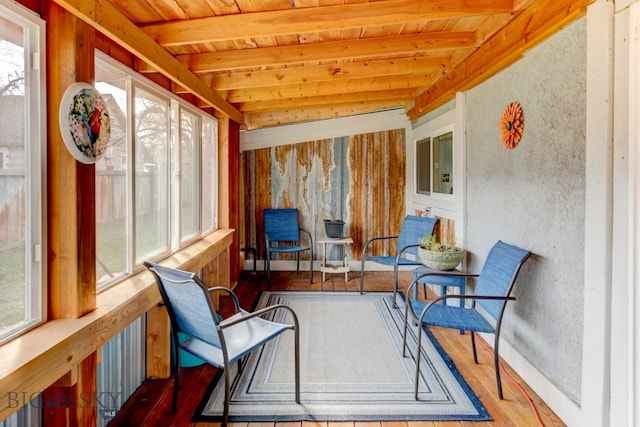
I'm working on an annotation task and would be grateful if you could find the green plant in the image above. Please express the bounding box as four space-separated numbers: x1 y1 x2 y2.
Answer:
419 234 459 252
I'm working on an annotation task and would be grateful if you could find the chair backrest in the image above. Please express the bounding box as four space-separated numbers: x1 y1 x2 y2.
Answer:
396 215 437 256
145 261 222 348
475 240 532 320
264 208 301 242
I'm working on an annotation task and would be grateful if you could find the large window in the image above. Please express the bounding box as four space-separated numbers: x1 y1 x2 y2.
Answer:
95 55 218 290
0 0 45 343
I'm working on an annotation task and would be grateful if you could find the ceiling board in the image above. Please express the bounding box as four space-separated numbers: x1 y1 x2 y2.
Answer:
63 0 594 129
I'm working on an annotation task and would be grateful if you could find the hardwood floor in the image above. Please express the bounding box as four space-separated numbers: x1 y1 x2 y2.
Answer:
107 269 566 427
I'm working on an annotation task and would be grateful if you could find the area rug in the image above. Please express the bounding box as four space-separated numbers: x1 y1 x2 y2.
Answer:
195 291 490 422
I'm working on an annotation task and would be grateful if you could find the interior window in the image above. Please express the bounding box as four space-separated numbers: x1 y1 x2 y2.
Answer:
415 130 454 196
0 0 45 343
95 62 128 288
134 87 170 263
432 131 453 195
416 137 431 195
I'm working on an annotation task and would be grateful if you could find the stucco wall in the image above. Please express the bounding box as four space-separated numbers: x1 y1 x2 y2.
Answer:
465 18 586 403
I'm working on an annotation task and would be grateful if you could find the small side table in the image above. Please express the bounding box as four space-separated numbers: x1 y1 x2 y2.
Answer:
319 237 353 282
412 265 466 307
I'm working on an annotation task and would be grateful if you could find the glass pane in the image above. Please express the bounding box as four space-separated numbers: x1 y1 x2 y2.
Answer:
0 17 27 335
95 62 128 288
416 137 431 195
201 118 217 232
432 131 453 195
134 88 169 263
180 109 199 242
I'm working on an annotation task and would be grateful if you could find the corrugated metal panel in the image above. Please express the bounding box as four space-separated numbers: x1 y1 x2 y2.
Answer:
0 401 41 427
241 129 408 261
96 316 146 427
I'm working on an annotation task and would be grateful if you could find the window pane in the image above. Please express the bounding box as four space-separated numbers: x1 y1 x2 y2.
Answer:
0 10 40 341
432 131 453 195
416 137 431 195
95 62 128 288
134 88 169 263
180 109 199 242
201 117 217 233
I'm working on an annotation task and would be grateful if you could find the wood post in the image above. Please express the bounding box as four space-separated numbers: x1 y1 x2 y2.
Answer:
43 3 98 424
216 114 241 284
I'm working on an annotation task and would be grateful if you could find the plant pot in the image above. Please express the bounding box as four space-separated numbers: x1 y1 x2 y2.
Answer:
324 219 345 238
418 247 465 271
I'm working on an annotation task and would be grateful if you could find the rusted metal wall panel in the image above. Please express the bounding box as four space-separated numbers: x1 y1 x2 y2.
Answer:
242 129 408 261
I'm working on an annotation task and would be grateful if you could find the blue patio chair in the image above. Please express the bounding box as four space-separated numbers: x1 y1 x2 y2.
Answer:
144 261 300 425
264 208 314 286
401 240 532 400
359 215 436 304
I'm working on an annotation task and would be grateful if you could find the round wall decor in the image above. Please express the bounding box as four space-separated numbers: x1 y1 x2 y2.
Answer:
59 82 111 164
499 101 524 149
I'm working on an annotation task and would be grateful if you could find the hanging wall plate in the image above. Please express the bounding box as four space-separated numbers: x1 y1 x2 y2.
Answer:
59 82 111 164
499 101 524 149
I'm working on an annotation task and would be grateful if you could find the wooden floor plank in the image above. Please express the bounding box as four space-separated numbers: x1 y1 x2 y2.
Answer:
108 270 565 427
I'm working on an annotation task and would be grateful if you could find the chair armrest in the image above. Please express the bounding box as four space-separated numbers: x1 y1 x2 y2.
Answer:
396 242 420 265
218 304 300 331
207 286 241 312
361 235 399 258
406 273 478 301
299 227 313 247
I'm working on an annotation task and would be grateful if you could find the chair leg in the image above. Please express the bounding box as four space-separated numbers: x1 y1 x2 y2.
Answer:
471 331 478 364
392 262 399 308
494 333 504 399
296 252 300 274
171 356 181 413
402 301 410 357
266 249 271 287
223 368 231 426
293 322 301 403
359 260 366 294
309 246 313 285
413 322 424 400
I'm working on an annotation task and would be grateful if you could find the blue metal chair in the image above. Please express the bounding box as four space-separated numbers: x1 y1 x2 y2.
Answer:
359 215 436 304
264 208 314 286
401 240 531 400
144 261 300 425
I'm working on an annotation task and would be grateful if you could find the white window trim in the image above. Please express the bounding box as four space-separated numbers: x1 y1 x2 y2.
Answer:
408 93 466 247
0 0 46 343
94 52 219 289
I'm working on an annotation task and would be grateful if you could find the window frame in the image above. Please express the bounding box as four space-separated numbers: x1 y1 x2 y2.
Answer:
413 123 456 203
0 0 46 344
94 52 218 292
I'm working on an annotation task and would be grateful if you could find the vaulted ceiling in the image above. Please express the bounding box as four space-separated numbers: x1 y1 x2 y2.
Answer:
55 0 594 130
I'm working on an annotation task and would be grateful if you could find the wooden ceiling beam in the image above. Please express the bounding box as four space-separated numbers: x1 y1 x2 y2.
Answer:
244 102 407 130
236 89 419 113
51 0 244 125
408 0 594 120
208 56 450 91
140 0 514 47
132 32 475 74
223 75 433 103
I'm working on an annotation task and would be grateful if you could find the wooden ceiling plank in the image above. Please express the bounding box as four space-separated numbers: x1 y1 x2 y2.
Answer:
140 0 513 46
225 74 432 102
237 89 419 112
245 101 407 129
52 0 244 124
210 55 450 90
162 31 476 74
408 0 594 120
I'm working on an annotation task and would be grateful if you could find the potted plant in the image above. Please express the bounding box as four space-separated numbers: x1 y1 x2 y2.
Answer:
418 234 465 270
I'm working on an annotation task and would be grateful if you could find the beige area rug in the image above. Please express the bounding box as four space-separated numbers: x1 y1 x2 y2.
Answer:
195 291 490 422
